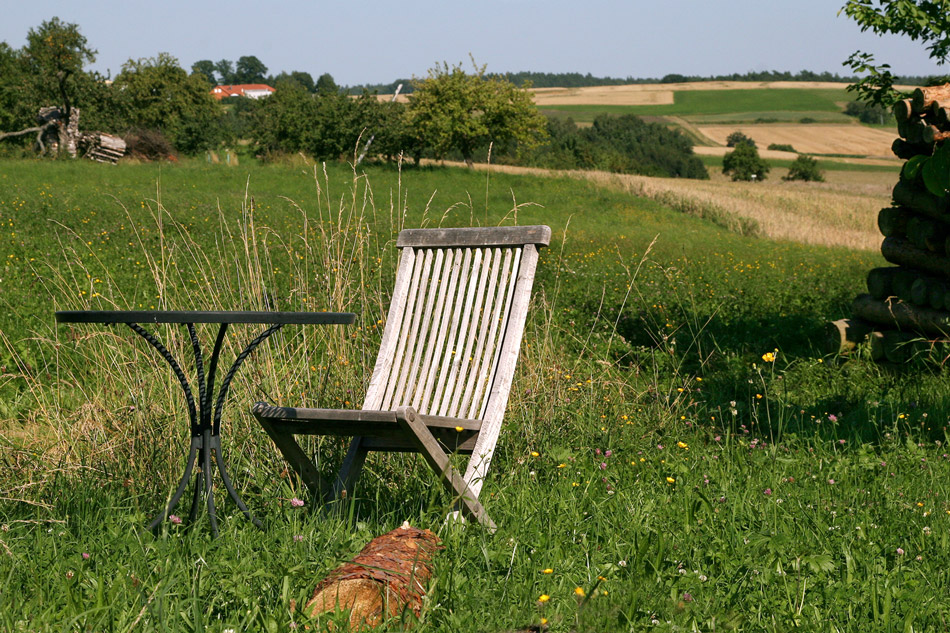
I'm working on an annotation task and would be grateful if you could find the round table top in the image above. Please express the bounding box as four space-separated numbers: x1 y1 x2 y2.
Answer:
55 310 356 326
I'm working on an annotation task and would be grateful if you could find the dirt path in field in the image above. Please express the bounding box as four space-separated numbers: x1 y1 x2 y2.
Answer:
423 160 890 251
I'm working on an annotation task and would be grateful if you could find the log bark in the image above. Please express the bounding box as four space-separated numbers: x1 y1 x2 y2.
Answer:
877 207 908 238
892 137 934 159
306 523 440 628
881 236 950 279
852 293 950 336
898 116 929 143
892 180 950 224
931 102 950 127
921 124 950 144
906 214 947 251
894 98 914 122
826 318 874 354
912 84 950 113
866 266 913 299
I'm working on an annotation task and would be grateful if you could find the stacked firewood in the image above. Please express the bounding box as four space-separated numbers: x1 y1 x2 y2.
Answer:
836 84 950 362
79 132 126 164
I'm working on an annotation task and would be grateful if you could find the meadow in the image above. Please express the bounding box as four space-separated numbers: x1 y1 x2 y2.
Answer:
3 157 950 631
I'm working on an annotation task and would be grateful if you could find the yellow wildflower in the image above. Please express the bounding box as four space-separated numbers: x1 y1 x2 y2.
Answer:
574 587 586 597
666 476 676 484
762 352 775 363
542 568 553 574
538 594 550 603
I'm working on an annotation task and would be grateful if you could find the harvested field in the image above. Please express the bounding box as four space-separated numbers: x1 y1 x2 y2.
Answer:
697 124 898 157
432 160 890 251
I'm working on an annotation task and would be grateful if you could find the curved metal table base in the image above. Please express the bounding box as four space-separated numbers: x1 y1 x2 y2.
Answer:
133 322 282 536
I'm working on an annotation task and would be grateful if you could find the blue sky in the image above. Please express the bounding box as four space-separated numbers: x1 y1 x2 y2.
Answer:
1 1 945 85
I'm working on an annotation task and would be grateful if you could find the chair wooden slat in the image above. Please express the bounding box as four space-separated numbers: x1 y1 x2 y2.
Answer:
466 248 515 419
363 248 416 409
463 244 539 498
431 248 477 416
253 226 549 528
444 247 494 418
411 249 459 412
388 248 437 409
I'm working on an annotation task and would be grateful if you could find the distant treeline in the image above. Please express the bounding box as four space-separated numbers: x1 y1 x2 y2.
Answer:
347 69 945 95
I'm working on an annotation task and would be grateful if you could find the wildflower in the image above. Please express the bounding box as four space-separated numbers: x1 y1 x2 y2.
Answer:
897 547 905 556
599 462 607 470
294 534 304 542
666 476 676 484
542 568 553 574
538 594 550 603
557 463 566 468
66 570 74 579
828 479 835 485
531 451 540 457
618 560 627 567
838 439 845 444
762 352 775 363
595 448 601 456
682 592 693 603
657 444 664 450
677 441 688 449
540 618 548 625
574 587 586 597
604 450 612 457
455 426 464 432
828 414 838 423
81 552 90 560
169 514 182 525
764 488 772 495
713 436 721 442
290 498 305 508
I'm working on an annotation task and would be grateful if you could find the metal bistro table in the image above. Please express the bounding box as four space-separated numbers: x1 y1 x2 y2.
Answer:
55 310 355 536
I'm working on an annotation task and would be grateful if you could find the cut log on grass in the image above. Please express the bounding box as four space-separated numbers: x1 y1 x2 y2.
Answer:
306 522 441 628
826 318 874 354
881 236 950 279
852 293 950 336
912 84 950 113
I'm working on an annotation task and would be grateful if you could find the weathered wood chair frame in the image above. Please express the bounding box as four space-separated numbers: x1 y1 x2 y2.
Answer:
253 225 551 529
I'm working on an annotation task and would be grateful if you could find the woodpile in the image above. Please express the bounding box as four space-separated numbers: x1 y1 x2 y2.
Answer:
79 132 127 164
841 84 950 361
305 522 441 628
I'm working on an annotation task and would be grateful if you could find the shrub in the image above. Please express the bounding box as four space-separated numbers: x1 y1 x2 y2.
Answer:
722 142 770 181
123 128 176 161
768 143 796 152
784 154 824 182
726 131 755 148
799 117 817 124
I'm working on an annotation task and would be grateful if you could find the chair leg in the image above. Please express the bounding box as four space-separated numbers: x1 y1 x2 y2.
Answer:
395 407 496 531
255 417 328 500
331 437 369 501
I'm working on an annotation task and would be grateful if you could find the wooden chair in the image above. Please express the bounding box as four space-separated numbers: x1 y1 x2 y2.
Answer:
252 225 551 529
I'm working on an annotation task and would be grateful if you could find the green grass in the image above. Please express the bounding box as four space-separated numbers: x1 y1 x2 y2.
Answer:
539 88 854 125
5 158 950 631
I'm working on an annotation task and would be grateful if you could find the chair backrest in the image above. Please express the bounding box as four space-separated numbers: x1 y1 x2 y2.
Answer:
363 225 550 494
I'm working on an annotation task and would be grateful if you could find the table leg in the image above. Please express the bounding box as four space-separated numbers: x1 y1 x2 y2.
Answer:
147 436 200 531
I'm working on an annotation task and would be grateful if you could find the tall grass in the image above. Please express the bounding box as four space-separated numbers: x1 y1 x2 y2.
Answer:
4 159 950 630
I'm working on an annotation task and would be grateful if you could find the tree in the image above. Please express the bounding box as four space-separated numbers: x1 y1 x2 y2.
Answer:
784 155 825 181
215 59 235 84
406 61 547 166
113 53 225 154
273 70 316 93
23 17 97 116
191 59 218 85
841 0 950 106
315 73 339 95
722 142 769 181
726 130 755 148
234 55 267 84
